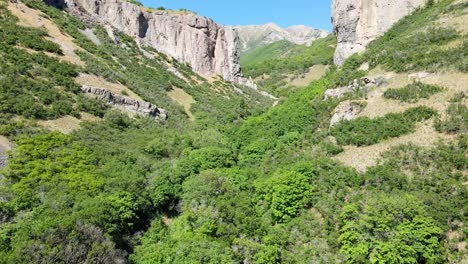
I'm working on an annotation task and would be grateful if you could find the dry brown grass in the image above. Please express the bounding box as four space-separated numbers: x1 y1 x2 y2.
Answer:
437 5 468 34
360 69 467 119
334 121 456 172
289 64 328 87
168 87 195 120
37 113 99 134
334 66 467 172
75 73 143 100
7 2 84 66
0 136 12 152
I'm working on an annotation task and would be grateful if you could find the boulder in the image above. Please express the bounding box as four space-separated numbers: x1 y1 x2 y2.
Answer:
330 100 366 127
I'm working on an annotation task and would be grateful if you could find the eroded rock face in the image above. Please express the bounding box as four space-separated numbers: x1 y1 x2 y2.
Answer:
60 0 253 87
81 86 167 120
332 0 426 66
330 101 365 127
324 77 377 100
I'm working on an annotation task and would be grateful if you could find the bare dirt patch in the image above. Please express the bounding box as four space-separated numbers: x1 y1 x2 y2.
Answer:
75 73 143 100
437 7 468 34
334 122 456 172
168 87 195 120
0 136 13 169
290 65 328 87
8 2 84 66
37 113 99 134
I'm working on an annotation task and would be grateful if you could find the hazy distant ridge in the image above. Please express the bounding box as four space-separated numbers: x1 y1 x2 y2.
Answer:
234 23 330 54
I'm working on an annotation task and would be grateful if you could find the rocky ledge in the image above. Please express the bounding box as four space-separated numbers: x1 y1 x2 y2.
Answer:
81 86 168 120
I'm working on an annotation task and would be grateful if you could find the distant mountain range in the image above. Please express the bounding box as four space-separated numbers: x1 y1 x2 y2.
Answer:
233 23 330 54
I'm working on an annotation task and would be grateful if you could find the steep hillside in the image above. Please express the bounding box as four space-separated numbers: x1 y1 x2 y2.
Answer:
234 23 329 54
0 0 466 263
241 35 336 97
0 0 273 262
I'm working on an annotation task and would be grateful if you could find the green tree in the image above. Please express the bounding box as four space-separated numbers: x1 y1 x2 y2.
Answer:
256 170 313 223
339 192 445 263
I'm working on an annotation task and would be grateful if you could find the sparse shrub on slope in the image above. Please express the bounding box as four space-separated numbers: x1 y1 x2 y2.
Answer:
331 106 437 146
240 35 336 96
435 93 467 134
384 81 444 103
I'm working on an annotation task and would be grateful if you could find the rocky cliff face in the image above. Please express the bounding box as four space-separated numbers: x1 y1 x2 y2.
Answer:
234 23 329 54
59 0 254 87
332 0 426 66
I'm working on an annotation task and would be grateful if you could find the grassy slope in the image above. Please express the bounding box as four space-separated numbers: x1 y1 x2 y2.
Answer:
240 35 336 97
241 35 335 77
240 40 298 66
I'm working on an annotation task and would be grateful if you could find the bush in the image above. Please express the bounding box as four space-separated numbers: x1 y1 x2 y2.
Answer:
384 81 444 103
339 192 445 263
435 100 467 134
332 106 437 146
255 170 313 223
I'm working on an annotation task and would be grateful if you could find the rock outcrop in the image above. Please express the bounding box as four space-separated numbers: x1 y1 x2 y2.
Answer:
58 0 254 87
330 100 365 127
234 23 330 53
81 86 167 120
332 0 426 66
324 77 377 100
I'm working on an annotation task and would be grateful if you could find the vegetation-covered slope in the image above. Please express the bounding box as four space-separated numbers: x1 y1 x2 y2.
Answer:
240 35 336 97
0 0 466 263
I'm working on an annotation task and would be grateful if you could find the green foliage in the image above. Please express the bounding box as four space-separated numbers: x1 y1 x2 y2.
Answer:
127 0 143 6
332 106 437 146
435 95 467 134
255 170 313 223
383 81 444 103
0 3 112 120
176 146 236 176
358 0 466 72
339 193 445 263
242 35 336 79
1 0 465 263
241 35 336 95
240 40 298 67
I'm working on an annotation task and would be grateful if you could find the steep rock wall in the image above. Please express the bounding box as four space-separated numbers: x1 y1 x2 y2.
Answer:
60 0 254 87
332 0 426 66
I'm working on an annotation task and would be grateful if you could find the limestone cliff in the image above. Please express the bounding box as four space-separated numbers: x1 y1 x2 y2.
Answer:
332 0 426 66
58 0 254 87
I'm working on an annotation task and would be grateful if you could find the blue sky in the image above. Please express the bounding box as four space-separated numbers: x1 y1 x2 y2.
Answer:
140 0 332 31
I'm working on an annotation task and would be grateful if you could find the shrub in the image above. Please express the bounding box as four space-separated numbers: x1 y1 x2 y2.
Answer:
332 106 437 146
339 192 445 264
255 170 313 223
435 102 467 134
384 81 444 103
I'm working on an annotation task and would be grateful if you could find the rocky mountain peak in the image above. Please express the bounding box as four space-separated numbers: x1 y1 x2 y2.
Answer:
234 23 330 54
